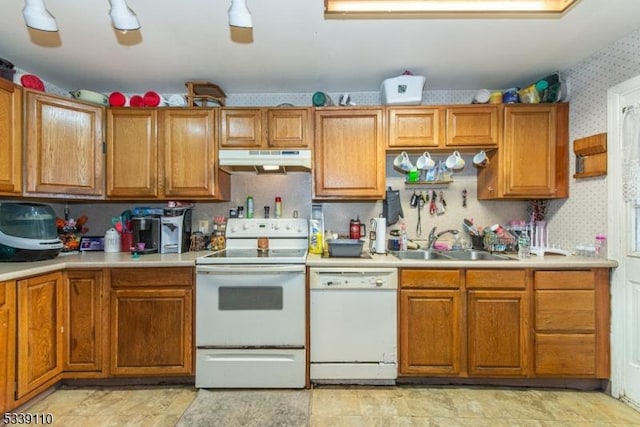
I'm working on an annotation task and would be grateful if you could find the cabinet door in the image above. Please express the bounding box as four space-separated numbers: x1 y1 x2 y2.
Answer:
160 108 218 198
267 108 312 148
110 288 193 376
314 108 385 199
477 103 569 200
16 273 63 399
25 91 104 197
63 270 107 376
533 269 610 378
220 108 264 148
387 107 443 148
445 105 500 147
0 281 16 413
399 289 462 376
467 290 529 377
110 268 193 376
0 80 22 195
106 109 158 198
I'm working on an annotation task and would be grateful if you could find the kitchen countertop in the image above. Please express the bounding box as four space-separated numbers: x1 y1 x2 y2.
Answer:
306 252 619 269
0 251 205 282
0 250 618 282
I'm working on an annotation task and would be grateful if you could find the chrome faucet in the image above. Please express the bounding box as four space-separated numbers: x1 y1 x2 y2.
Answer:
428 227 460 249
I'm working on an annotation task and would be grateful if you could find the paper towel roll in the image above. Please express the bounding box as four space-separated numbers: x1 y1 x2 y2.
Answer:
370 217 387 254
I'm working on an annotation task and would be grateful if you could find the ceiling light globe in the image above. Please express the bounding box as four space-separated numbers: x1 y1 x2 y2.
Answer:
110 0 140 31
22 0 58 32
228 0 253 28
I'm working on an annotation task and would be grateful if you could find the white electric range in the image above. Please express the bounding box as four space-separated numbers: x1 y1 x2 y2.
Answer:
194 218 308 389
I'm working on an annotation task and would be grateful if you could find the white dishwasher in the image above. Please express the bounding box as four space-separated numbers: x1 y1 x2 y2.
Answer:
309 267 398 383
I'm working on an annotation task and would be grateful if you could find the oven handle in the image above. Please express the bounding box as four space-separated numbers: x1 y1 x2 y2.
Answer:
197 265 306 274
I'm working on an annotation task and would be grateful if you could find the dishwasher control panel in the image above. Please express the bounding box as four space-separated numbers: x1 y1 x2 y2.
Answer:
309 267 397 289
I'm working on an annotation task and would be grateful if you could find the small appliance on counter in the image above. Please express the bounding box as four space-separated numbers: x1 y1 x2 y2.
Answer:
131 215 161 254
161 205 193 253
0 202 63 262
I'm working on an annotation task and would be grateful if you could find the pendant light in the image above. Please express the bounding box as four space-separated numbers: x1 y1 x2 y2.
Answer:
22 0 58 32
228 0 252 28
109 0 140 31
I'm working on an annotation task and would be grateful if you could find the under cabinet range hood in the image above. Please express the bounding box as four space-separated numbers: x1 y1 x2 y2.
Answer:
218 149 312 174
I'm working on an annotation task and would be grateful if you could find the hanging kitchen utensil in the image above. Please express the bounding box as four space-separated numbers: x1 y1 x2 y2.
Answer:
410 190 419 208
436 191 446 215
383 186 404 226
429 191 437 216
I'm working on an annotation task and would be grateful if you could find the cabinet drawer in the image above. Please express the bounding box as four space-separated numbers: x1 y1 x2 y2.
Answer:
535 333 596 376
110 268 193 288
466 269 526 290
400 269 461 289
535 290 595 332
535 270 595 290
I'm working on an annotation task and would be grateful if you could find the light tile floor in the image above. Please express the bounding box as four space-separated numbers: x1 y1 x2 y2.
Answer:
20 385 640 427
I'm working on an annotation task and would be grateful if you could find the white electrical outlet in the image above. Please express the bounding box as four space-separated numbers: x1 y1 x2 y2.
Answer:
198 220 209 233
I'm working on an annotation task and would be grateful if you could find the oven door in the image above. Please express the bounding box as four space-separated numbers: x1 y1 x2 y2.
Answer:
196 264 305 347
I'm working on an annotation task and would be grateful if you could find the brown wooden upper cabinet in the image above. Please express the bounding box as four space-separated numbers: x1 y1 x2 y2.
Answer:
477 103 569 199
106 108 229 200
314 107 385 200
387 107 444 148
24 90 105 198
0 79 22 196
220 107 312 149
106 108 158 198
445 105 500 147
386 105 499 150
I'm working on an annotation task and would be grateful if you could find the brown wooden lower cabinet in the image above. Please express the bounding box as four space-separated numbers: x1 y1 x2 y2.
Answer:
110 268 193 376
63 269 108 377
467 289 529 377
399 268 609 380
400 289 462 375
399 269 464 376
16 272 64 399
533 269 610 378
0 280 16 413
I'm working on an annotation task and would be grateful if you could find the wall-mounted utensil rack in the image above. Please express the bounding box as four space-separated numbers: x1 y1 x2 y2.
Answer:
405 179 453 189
573 132 607 178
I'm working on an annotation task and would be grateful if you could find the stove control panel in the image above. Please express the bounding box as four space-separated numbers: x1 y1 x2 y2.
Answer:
227 218 308 238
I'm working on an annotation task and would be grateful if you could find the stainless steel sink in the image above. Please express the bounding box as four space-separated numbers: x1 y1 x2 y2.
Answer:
443 250 515 261
393 250 452 260
393 249 515 261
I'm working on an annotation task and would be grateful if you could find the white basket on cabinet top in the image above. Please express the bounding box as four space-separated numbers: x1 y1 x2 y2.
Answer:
381 74 426 105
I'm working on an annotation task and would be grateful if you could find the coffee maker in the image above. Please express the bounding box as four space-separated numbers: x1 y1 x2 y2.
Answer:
160 208 192 253
131 215 161 253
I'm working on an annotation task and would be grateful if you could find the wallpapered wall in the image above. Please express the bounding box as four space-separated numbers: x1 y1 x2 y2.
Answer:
549 29 640 251
14 29 640 252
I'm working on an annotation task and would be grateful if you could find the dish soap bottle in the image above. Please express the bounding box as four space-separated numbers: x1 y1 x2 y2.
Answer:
399 222 408 251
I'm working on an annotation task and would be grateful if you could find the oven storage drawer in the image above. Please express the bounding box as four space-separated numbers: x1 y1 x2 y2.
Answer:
195 348 306 388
